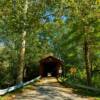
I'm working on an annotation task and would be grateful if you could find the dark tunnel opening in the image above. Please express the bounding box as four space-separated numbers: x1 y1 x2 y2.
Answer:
43 61 57 77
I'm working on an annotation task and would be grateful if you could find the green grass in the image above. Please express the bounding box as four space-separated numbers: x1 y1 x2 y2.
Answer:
95 97 100 100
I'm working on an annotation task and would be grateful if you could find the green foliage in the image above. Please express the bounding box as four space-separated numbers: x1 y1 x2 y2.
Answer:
0 45 16 88
0 0 99 89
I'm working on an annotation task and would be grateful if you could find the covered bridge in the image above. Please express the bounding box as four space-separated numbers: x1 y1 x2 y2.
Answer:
39 56 63 77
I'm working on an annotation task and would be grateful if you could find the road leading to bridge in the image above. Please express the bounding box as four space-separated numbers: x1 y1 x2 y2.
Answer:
14 77 91 100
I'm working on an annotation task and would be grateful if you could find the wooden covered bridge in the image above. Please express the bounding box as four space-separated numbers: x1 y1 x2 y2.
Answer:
39 56 63 77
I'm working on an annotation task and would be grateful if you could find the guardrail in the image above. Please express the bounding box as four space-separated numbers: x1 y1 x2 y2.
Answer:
58 78 100 93
0 76 41 96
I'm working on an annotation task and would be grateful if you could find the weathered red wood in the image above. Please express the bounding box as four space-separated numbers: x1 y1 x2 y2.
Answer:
39 56 63 77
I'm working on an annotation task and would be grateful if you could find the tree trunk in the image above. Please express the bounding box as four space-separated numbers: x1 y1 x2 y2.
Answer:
17 31 26 84
84 36 92 86
16 0 28 84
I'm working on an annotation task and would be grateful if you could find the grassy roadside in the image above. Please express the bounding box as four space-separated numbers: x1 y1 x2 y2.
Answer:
58 78 100 100
0 84 35 100
0 77 40 100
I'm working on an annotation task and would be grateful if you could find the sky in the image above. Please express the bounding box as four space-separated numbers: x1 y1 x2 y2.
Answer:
44 11 67 22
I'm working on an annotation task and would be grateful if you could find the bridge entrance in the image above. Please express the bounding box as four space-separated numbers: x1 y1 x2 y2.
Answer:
39 56 63 77
43 61 57 77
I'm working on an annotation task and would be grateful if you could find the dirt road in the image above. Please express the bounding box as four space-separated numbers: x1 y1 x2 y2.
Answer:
14 77 92 100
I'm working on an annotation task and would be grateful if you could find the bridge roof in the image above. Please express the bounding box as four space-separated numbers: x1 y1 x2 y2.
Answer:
40 56 63 65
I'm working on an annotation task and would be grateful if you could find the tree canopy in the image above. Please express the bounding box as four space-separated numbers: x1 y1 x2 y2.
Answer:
0 0 100 89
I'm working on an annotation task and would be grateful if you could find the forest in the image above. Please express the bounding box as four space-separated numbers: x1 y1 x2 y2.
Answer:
0 0 100 98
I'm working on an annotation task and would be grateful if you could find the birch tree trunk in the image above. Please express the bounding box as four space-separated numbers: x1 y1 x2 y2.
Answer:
17 0 28 84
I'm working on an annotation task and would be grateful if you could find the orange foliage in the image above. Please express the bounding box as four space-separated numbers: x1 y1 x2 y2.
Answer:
69 67 77 75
